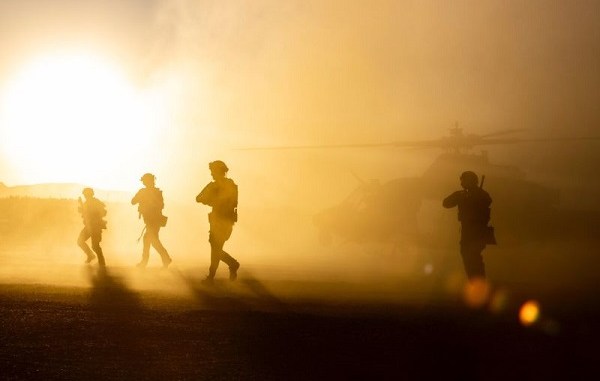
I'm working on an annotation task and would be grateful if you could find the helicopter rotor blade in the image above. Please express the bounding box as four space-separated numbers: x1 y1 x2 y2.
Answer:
511 136 600 143
235 143 394 150
236 140 441 150
236 134 600 151
465 136 600 146
399 135 600 149
479 129 526 138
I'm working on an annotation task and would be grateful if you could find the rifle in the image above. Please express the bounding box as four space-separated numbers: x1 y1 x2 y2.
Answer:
480 175 486 189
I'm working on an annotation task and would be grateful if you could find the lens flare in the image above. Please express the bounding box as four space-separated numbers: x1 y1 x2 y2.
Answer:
463 278 491 308
488 288 509 314
519 300 541 326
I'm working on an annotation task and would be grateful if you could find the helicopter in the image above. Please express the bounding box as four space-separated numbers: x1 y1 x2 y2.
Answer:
244 125 600 249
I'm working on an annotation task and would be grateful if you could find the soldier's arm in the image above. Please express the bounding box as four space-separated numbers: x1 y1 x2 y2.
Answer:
443 191 464 208
131 190 141 205
196 183 214 205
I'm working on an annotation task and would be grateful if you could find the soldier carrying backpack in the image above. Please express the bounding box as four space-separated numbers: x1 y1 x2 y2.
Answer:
196 160 240 282
131 173 172 268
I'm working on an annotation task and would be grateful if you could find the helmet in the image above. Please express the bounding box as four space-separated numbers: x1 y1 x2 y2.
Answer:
82 187 94 197
460 171 479 186
140 173 155 183
209 160 229 173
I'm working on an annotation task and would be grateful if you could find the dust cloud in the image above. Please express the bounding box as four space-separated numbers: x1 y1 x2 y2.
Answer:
1 0 600 297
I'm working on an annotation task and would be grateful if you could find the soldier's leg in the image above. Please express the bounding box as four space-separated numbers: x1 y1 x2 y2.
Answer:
460 242 486 280
91 232 106 267
222 248 239 281
214 224 239 280
207 232 224 279
138 227 152 267
77 228 95 263
149 226 172 267
216 223 237 266
220 249 238 267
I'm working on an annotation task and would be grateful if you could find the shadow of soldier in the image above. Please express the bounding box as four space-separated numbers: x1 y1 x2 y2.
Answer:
84 266 142 313
174 269 250 311
173 269 287 313
81 267 157 379
239 272 288 313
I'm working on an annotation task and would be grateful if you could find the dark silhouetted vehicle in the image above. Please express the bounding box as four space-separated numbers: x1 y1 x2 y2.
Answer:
243 126 600 250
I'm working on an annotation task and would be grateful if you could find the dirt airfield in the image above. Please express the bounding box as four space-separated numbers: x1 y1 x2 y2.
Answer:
0 262 598 380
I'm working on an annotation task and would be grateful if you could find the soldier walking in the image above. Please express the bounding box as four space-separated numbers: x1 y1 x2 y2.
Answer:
443 171 493 280
196 160 240 282
131 173 172 268
77 187 107 267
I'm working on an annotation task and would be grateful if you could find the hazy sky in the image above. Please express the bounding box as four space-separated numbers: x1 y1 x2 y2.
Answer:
0 0 599 204
1 0 600 287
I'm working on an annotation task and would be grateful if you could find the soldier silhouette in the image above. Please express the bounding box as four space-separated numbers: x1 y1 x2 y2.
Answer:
443 171 493 280
196 160 240 282
77 187 107 267
131 173 172 268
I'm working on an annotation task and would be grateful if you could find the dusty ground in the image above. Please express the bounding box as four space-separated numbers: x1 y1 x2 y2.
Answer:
0 266 598 380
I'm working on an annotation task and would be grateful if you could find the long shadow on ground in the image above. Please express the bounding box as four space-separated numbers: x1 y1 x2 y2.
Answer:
175 269 288 313
0 274 598 380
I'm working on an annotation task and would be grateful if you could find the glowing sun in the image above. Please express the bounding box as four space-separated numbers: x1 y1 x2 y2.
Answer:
0 52 166 189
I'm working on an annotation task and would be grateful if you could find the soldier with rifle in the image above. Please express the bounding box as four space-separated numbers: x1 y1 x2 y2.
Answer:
196 160 240 282
443 171 495 280
77 187 107 267
131 173 172 268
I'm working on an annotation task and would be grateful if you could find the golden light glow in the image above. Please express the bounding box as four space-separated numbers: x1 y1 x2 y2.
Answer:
463 277 491 308
488 288 509 314
519 300 541 326
0 52 166 189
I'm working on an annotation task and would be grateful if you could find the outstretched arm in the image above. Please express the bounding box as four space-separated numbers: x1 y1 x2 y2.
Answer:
443 191 464 208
